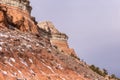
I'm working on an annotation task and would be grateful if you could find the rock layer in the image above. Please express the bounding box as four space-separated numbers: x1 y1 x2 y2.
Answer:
38 21 77 56
0 0 38 34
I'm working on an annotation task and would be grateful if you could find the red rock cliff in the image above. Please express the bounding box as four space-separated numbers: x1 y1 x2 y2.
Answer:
0 0 38 34
0 0 108 80
38 21 77 57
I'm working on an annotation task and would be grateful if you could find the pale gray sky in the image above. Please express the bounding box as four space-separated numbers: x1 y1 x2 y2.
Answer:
30 0 120 77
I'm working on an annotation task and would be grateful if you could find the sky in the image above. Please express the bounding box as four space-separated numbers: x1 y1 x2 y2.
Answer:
30 0 120 77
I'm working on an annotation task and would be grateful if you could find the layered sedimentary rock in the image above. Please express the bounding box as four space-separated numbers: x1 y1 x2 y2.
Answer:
38 21 77 57
0 0 31 12
0 0 113 80
0 0 38 34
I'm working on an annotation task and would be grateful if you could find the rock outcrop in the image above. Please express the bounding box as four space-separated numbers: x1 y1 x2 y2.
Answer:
38 21 77 57
0 0 38 34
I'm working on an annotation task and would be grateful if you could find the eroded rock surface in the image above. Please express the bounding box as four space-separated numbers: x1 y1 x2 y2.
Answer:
0 29 106 80
0 0 110 80
38 21 77 57
0 0 38 34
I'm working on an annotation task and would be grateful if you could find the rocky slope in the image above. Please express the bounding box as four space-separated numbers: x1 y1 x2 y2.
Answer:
0 29 105 80
0 0 115 80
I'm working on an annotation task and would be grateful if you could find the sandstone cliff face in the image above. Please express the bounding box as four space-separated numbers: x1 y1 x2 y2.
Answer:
38 21 77 57
0 0 111 80
0 0 38 34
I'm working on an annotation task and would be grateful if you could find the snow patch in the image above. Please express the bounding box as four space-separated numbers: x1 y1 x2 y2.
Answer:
56 63 63 70
61 77 66 80
18 70 22 74
29 58 33 63
41 62 55 73
36 43 39 47
0 33 8 38
5 61 13 66
20 35 32 42
29 69 35 74
46 65 55 73
21 60 28 67
13 72 17 76
26 44 32 48
1 70 7 75
0 42 4 45
0 46 2 51
9 58 15 62
21 49 25 52
40 71 46 75
4 56 8 59
47 48 51 53
41 59 45 63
